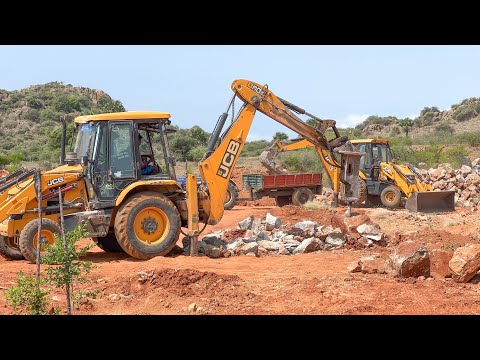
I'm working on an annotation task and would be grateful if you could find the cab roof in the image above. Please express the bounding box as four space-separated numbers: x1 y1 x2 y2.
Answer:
350 138 389 145
74 111 171 124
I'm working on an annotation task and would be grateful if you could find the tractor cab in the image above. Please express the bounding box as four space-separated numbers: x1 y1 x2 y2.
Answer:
351 139 393 180
69 112 177 208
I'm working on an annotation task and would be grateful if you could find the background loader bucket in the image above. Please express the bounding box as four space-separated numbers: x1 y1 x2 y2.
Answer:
405 190 455 213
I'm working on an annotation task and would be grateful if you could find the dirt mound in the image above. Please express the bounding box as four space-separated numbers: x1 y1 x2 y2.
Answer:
394 229 475 250
112 268 250 299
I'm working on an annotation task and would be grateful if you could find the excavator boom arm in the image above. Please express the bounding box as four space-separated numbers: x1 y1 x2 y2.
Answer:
198 79 354 225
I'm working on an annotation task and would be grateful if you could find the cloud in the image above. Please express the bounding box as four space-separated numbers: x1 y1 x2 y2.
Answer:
336 114 370 128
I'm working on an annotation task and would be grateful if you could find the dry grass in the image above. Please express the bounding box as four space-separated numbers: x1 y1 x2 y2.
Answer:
302 200 331 210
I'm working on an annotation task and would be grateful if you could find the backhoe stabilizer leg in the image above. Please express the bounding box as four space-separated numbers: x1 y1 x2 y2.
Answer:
186 174 200 256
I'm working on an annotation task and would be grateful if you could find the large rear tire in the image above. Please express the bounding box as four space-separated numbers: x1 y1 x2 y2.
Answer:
114 191 181 260
275 196 291 207
292 187 314 206
380 186 402 209
0 236 24 260
19 219 61 264
94 233 125 253
224 182 238 210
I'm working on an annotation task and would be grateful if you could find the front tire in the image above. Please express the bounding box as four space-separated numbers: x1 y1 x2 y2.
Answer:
19 219 61 264
0 236 24 260
94 233 125 253
380 186 402 209
114 191 181 260
224 182 238 210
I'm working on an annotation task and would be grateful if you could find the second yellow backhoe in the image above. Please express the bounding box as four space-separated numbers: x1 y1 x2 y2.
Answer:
0 79 362 262
266 137 455 212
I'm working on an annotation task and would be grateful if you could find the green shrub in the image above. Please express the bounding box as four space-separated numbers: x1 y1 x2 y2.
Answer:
5 272 51 315
25 109 41 122
454 107 475 122
435 123 454 134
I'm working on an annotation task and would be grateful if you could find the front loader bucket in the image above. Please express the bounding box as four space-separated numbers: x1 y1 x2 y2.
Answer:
405 190 455 213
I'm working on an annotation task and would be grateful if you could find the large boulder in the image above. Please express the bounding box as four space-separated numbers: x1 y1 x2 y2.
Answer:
429 249 453 278
449 244 480 283
265 213 281 231
292 237 323 254
387 241 430 278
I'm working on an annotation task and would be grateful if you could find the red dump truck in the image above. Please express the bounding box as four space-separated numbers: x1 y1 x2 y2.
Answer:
241 173 322 207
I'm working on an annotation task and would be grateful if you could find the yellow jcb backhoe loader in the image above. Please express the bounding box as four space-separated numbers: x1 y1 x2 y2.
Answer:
0 79 361 262
267 137 455 212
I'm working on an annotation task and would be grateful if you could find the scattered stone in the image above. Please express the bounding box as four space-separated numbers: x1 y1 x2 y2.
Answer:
293 220 318 230
256 231 271 241
202 233 226 248
449 244 480 283
356 224 384 241
137 270 155 283
347 261 362 273
107 294 121 302
201 244 226 259
359 254 387 274
430 249 453 278
188 303 197 312
278 245 290 255
265 213 281 231
245 252 257 257
238 216 254 230
324 232 346 250
235 242 258 256
387 241 430 278
96 278 106 283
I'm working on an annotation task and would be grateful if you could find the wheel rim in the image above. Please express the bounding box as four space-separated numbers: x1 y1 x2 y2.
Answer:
299 192 309 204
32 230 56 252
225 190 232 203
133 206 170 245
384 191 397 203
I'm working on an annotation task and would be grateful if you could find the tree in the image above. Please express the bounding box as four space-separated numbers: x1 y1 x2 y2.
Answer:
273 132 288 141
189 125 209 145
399 118 414 137
170 136 198 161
306 118 318 127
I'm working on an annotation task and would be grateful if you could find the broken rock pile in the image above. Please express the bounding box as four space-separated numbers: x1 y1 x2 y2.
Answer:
184 213 351 258
420 161 480 207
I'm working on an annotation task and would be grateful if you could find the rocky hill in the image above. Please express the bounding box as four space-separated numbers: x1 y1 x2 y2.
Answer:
356 97 480 139
0 82 125 166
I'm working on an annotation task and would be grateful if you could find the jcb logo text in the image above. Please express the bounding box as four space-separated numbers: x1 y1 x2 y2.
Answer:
217 140 240 179
47 177 64 186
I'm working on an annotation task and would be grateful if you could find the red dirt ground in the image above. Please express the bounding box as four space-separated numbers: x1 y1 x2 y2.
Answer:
2 203 480 315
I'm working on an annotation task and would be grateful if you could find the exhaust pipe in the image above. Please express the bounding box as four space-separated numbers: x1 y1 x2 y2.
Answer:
405 190 455 213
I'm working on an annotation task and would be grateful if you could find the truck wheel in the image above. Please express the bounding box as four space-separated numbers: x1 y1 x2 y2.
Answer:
94 234 125 253
224 182 238 210
380 186 402 209
275 196 291 207
0 236 24 260
292 187 314 206
114 191 181 260
19 219 61 264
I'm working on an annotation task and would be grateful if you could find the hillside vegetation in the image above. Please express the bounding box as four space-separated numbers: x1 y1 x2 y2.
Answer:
0 82 125 168
2 82 480 174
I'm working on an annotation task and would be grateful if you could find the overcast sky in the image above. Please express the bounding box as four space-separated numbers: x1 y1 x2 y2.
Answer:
1 45 479 140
